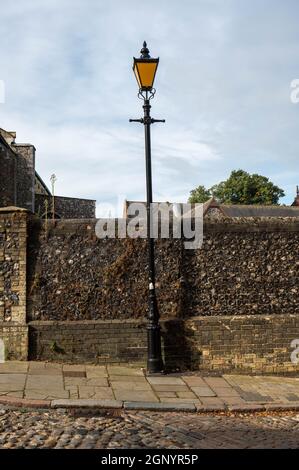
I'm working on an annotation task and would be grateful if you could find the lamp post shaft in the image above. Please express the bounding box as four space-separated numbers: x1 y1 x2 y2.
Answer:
143 98 164 374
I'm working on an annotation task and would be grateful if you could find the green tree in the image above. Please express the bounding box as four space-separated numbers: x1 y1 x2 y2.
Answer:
188 185 211 203
189 170 285 205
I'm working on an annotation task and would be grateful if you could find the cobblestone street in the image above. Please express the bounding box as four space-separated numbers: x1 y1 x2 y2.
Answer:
0 408 299 449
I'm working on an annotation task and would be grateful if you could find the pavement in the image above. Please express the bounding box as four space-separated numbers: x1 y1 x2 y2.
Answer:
1 361 299 412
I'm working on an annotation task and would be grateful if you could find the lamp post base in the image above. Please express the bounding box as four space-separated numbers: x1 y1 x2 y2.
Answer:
147 325 164 374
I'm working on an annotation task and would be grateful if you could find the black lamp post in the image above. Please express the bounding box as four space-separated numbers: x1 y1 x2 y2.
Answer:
130 41 165 374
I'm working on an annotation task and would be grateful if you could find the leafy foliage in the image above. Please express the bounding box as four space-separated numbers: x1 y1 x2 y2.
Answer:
189 170 285 205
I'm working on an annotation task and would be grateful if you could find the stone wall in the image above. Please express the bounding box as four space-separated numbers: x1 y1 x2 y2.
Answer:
28 315 299 375
0 141 16 207
13 144 35 212
35 194 96 219
0 208 28 359
1 211 299 372
27 217 299 321
27 218 182 321
182 218 299 316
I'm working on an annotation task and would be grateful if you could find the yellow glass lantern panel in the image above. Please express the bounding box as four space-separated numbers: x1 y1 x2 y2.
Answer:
133 60 159 90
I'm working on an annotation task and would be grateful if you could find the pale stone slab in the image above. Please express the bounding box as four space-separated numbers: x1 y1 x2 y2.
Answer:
213 387 241 397
44 363 62 370
177 391 198 399
156 391 177 398
0 362 28 374
110 381 152 391
25 389 70 399
107 366 144 376
0 374 26 389
28 368 62 376
151 384 189 392
108 375 147 382
159 398 201 404
191 387 216 397
182 376 206 387
26 375 64 390
64 377 108 387
114 389 158 402
63 364 86 372
0 391 23 398
204 377 231 388
86 366 108 378
28 361 46 370
65 386 79 399
147 376 185 385
78 386 114 400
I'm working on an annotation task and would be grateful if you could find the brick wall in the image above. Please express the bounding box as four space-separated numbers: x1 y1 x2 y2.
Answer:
28 315 299 375
0 208 28 359
0 324 28 360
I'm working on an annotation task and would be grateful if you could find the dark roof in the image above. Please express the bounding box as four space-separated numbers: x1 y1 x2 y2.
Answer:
221 205 299 217
123 199 299 219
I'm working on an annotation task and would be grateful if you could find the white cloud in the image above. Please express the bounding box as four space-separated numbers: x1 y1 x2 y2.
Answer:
0 0 298 210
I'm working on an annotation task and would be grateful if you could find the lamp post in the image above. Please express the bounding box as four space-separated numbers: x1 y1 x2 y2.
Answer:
130 41 165 374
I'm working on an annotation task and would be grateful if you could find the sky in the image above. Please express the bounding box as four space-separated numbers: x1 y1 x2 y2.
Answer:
0 0 298 216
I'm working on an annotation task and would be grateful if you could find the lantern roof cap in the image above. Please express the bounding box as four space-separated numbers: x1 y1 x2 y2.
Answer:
140 41 150 59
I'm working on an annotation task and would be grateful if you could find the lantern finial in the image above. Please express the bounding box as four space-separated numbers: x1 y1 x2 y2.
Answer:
140 41 150 59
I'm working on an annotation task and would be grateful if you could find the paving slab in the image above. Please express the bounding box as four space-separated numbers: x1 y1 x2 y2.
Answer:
151 384 189 392
212 387 241 397
64 377 108 387
114 390 158 402
147 376 185 385
182 376 207 387
0 362 28 374
155 391 177 398
78 386 114 400
177 391 198 399
28 368 62 376
2 361 299 413
204 377 231 388
26 375 64 390
0 391 23 398
108 375 147 382
24 389 70 400
65 386 79 399
191 386 216 397
0 374 26 390
85 366 108 378
62 365 86 372
44 363 62 370
28 361 46 369
110 380 152 390
107 366 144 376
